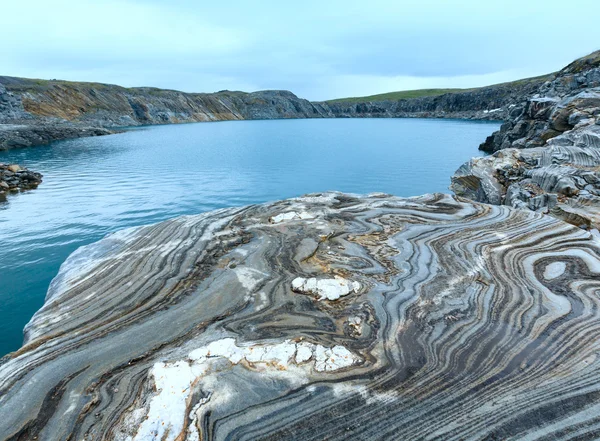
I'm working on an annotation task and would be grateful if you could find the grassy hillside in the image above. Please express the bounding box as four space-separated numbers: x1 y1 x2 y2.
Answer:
326 88 464 104
0 76 252 99
326 74 553 104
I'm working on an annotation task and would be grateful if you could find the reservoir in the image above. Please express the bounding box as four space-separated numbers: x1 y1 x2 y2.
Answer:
0 117 500 355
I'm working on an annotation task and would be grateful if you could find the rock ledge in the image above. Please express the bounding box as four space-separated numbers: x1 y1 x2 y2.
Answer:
2 192 600 440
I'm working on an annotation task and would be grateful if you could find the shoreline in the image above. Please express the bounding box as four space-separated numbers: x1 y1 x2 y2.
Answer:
0 112 503 151
1 50 600 438
2 191 600 439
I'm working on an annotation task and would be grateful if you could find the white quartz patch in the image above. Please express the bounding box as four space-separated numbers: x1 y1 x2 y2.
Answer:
270 211 314 224
291 276 361 301
544 261 567 280
132 338 360 441
295 342 315 363
314 345 357 372
234 267 268 291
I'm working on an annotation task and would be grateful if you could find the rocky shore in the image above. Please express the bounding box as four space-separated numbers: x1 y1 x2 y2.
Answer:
0 122 114 150
0 69 549 150
3 192 600 440
3 50 600 440
0 163 42 195
321 75 546 121
451 50 600 230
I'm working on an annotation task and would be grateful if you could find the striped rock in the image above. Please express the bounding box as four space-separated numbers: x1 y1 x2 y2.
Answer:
1 192 600 440
451 124 600 230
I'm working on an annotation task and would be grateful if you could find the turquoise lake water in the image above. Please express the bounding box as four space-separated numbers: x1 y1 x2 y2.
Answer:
0 118 500 356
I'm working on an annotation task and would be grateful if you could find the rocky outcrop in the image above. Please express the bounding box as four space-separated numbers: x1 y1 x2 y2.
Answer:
0 123 114 150
479 51 600 153
0 77 330 128
2 192 600 440
452 51 600 230
321 76 547 121
0 83 29 122
0 163 42 195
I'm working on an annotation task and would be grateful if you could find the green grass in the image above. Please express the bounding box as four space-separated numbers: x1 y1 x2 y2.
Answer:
0 76 252 98
326 88 464 104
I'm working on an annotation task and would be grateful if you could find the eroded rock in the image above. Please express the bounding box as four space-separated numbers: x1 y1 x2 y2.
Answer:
2 192 600 439
453 51 600 230
0 163 42 195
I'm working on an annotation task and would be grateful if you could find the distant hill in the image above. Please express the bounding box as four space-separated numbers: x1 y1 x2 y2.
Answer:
325 74 553 104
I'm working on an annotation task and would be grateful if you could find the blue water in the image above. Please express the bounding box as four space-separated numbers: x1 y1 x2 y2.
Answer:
0 118 499 356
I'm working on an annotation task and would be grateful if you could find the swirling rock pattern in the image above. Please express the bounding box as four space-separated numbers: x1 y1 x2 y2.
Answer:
2 192 600 440
452 51 600 231
451 124 600 230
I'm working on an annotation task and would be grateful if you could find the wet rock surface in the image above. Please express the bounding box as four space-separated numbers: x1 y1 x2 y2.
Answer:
2 192 600 440
0 162 42 195
452 51 600 230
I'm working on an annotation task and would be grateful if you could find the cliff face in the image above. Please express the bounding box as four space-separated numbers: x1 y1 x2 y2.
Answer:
0 83 29 122
0 72 550 149
479 51 600 153
3 192 600 440
1 75 547 127
452 51 600 230
322 76 547 121
0 77 330 127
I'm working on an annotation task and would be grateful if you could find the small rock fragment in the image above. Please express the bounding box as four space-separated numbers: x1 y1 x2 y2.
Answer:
291 276 360 301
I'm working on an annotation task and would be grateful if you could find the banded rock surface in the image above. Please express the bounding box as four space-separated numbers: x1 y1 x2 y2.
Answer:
2 192 600 440
452 51 600 230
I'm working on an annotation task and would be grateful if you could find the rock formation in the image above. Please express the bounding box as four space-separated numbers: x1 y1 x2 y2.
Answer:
479 51 600 153
322 76 546 121
0 79 333 149
0 163 42 195
2 192 600 440
0 78 332 128
0 83 29 122
452 51 600 230
0 72 548 150
0 123 114 150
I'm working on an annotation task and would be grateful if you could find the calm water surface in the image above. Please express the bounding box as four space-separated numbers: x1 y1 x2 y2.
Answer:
0 118 499 355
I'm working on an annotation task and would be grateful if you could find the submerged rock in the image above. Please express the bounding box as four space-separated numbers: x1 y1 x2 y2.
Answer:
2 192 600 439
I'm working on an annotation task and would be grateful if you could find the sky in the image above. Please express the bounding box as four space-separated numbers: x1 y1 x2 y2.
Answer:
2 0 600 101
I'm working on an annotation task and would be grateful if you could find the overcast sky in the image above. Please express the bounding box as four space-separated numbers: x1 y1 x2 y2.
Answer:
2 0 600 100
